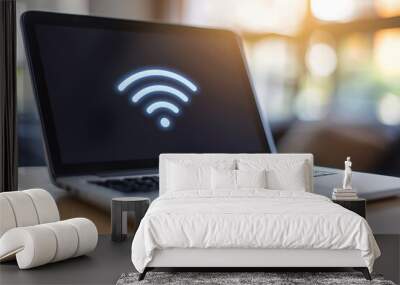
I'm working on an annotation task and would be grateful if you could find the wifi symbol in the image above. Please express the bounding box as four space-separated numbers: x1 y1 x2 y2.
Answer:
117 68 198 129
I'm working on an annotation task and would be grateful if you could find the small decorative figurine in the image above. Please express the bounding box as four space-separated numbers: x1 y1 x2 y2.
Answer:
332 157 357 199
343 156 353 190
342 156 352 190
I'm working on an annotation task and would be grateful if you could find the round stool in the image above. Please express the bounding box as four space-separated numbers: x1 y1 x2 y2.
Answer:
111 197 150 242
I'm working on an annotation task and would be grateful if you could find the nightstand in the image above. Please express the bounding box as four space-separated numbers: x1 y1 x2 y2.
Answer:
332 198 366 218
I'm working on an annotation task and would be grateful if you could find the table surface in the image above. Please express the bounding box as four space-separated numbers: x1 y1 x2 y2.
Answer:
1 235 398 285
4 166 398 284
0 235 133 285
17 167 400 235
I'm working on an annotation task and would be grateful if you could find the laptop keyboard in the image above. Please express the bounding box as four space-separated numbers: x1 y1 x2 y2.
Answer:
89 176 159 193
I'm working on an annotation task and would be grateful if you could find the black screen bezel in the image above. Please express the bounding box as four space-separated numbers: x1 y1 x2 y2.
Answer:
21 11 271 177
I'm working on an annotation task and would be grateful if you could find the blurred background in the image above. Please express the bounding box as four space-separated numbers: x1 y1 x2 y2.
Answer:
16 0 400 176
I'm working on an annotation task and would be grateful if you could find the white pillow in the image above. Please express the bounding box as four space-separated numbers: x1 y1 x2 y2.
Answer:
167 163 209 191
238 159 308 191
211 169 236 190
211 169 268 190
166 160 235 191
236 169 267 189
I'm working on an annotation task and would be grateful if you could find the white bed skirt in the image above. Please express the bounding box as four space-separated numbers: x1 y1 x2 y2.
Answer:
148 248 366 268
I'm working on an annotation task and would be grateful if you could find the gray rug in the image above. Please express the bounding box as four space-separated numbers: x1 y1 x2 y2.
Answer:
116 272 396 285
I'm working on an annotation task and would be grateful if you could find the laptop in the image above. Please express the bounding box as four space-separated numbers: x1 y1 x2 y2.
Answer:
21 11 400 209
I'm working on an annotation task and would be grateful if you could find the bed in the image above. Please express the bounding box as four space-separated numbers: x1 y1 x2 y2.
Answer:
131 154 380 280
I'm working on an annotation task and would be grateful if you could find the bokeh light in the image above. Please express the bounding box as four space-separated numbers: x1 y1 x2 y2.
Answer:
310 0 356 22
374 28 400 77
378 93 400 125
306 43 337 77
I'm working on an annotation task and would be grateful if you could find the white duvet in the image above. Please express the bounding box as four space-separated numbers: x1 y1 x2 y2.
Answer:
131 190 380 273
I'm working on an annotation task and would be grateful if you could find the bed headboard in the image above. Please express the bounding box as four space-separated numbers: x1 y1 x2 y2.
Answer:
159 153 314 196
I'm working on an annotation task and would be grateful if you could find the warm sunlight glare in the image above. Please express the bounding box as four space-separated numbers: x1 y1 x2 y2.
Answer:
375 0 400 17
183 0 307 35
235 0 307 34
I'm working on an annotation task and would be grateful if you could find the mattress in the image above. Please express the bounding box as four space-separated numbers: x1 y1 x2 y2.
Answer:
131 190 380 272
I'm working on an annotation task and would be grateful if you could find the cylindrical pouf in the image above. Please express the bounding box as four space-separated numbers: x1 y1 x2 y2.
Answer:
0 196 17 237
43 221 79 262
0 191 39 227
0 189 59 238
63 218 98 257
24 189 60 223
0 218 98 269
0 226 57 269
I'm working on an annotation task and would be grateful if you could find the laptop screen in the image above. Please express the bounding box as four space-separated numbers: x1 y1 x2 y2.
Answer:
22 12 272 175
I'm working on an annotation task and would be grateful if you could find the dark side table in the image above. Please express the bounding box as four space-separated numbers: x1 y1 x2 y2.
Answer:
332 198 366 218
111 197 150 242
